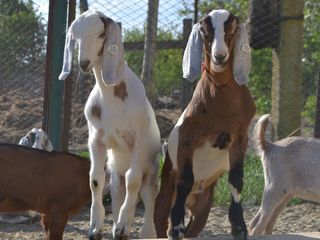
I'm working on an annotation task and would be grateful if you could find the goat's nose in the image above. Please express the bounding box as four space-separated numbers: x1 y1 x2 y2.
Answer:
80 60 90 71
214 54 226 63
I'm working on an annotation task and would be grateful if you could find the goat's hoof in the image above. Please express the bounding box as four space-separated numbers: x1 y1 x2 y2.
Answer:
232 226 247 240
88 232 102 240
168 224 185 240
114 226 129 240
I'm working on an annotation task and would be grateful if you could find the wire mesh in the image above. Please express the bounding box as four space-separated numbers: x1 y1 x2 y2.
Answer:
0 2 319 206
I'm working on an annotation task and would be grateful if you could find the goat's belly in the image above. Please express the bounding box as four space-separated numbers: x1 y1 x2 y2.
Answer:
192 141 229 190
107 149 132 176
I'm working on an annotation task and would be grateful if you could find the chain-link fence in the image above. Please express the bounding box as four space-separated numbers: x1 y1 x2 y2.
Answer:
0 0 319 204
0 0 48 144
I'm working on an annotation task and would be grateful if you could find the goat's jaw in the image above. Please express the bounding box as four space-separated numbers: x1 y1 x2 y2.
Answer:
80 68 92 74
211 61 227 72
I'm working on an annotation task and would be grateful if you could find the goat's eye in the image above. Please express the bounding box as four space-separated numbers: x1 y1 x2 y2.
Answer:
98 32 105 39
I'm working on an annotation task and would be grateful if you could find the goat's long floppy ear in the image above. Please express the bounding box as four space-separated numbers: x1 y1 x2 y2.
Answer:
182 23 203 82
101 20 125 85
59 29 76 80
233 23 251 85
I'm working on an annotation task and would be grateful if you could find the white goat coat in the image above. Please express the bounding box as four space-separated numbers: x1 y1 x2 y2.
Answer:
85 65 161 176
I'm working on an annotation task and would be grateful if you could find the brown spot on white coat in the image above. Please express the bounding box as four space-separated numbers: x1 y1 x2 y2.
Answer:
114 81 128 101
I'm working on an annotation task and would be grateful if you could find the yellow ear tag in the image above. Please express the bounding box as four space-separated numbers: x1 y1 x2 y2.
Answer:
108 44 118 55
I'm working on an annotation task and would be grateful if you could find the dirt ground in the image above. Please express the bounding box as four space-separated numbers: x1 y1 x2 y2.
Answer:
0 202 319 240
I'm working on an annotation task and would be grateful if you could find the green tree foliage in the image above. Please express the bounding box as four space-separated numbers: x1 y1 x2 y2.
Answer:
302 1 320 98
124 28 182 96
0 0 45 87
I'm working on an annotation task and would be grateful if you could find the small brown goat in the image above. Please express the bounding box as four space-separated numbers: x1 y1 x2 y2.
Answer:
154 9 255 240
0 144 91 240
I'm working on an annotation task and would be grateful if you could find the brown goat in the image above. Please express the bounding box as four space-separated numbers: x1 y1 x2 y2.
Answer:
154 9 255 240
0 144 91 240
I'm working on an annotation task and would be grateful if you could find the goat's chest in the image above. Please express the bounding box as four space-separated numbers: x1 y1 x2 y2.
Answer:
106 129 135 152
169 127 229 193
192 141 229 186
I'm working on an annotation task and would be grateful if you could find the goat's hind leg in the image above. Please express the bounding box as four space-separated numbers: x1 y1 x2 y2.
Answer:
169 152 194 239
249 187 289 235
185 182 214 237
88 131 107 240
113 162 144 239
110 171 126 237
154 152 176 238
139 171 158 238
45 212 68 240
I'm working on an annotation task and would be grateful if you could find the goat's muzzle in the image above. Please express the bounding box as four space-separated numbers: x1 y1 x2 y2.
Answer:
80 60 91 73
213 54 226 65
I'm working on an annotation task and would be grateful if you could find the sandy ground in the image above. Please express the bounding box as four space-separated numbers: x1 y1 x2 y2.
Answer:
0 202 319 240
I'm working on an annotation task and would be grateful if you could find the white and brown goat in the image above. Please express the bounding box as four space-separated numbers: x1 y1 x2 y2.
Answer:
59 10 161 240
0 144 91 240
249 114 320 235
154 9 255 240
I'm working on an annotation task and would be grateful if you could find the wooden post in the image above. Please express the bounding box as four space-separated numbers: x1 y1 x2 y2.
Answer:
314 65 320 138
271 0 304 139
180 18 193 111
43 0 68 150
141 0 159 105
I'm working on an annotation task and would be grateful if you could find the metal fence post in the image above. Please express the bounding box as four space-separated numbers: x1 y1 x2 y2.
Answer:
43 0 68 150
61 0 76 151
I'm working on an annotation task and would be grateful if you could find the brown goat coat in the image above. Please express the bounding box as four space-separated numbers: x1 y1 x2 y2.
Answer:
0 144 91 240
155 12 255 238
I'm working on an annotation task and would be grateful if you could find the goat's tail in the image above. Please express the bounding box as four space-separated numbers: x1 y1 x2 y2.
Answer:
254 114 271 154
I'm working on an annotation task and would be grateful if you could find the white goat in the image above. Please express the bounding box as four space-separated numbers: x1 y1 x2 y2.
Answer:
59 10 161 240
249 114 320 235
19 128 53 151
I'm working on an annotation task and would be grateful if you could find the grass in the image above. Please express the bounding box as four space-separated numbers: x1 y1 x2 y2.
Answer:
214 154 264 206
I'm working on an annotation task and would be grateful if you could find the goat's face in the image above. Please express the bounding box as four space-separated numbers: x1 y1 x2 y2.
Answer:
200 9 239 73
60 10 125 85
70 12 108 73
18 128 53 151
182 9 251 85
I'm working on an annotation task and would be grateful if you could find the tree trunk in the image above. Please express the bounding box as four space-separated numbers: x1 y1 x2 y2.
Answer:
271 0 304 139
141 0 159 105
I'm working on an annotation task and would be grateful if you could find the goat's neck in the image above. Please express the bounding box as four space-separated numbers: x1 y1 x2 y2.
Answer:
92 61 114 95
201 60 234 97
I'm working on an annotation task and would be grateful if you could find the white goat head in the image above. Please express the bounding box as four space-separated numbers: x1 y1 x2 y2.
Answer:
182 9 251 85
59 10 125 86
19 128 53 152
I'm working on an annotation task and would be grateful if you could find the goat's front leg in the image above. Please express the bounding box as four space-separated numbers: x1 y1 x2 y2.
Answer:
88 131 107 240
168 143 194 240
228 135 248 240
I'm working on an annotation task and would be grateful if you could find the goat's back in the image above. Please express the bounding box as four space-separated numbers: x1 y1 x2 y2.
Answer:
0 144 91 214
263 137 320 197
